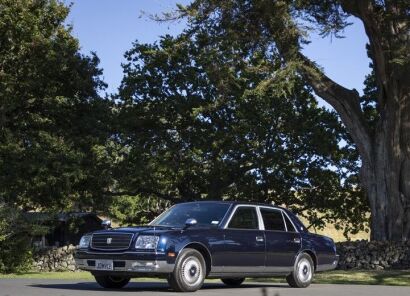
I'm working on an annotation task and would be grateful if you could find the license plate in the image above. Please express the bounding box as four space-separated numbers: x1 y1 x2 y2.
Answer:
95 260 113 271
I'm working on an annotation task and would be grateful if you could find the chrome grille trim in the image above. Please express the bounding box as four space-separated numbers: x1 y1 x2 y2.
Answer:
91 232 134 251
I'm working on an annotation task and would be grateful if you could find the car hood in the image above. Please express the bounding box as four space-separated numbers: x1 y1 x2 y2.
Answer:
91 225 178 236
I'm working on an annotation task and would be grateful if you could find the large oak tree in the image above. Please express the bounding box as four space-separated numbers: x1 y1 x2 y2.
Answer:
115 35 368 235
172 0 410 240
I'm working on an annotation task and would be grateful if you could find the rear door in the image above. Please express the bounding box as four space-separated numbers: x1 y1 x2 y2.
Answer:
220 206 265 273
260 207 301 273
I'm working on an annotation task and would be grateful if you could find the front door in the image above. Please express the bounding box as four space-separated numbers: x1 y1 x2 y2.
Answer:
220 206 265 273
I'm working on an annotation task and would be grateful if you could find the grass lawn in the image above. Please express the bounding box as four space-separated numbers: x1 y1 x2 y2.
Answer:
0 271 94 280
312 270 410 286
251 270 410 286
0 270 409 286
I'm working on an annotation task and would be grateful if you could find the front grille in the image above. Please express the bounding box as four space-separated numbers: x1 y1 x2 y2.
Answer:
91 233 133 250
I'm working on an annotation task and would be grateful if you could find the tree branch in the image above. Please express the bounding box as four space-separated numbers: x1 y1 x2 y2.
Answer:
296 52 373 164
340 0 388 107
266 3 373 165
104 189 180 203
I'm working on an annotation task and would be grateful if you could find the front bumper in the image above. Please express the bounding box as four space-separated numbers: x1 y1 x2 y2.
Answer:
74 250 175 274
75 258 174 273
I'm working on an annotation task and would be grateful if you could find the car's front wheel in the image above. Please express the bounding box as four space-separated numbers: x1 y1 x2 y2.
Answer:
221 277 245 287
94 275 130 289
167 248 206 292
286 253 314 288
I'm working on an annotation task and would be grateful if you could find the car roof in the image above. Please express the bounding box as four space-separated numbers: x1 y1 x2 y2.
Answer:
175 200 307 232
177 200 286 210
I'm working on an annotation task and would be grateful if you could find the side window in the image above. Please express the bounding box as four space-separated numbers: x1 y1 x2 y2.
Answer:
260 208 285 231
283 213 296 232
228 207 259 229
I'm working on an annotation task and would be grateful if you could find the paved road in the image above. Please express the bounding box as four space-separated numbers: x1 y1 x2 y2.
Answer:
1 279 409 296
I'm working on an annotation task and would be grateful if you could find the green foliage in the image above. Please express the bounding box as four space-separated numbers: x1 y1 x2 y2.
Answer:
0 0 375 246
154 0 410 239
116 34 369 235
109 196 169 226
0 238 33 274
0 201 48 273
0 0 113 211
360 67 379 138
0 0 117 272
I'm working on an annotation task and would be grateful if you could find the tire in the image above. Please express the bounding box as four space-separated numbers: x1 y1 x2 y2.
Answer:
94 275 130 289
286 253 314 288
221 277 245 287
167 248 206 292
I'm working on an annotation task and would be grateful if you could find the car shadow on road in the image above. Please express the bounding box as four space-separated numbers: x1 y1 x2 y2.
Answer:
29 281 290 293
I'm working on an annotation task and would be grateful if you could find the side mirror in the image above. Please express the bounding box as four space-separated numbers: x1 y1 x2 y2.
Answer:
102 220 112 229
184 218 197 229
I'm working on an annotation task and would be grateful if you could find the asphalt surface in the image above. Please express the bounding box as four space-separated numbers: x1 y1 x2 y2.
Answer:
1 279 410 296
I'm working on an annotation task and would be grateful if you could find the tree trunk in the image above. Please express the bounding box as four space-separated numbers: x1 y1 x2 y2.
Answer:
296 2 410 241
338 0 410 242
361 90 410 241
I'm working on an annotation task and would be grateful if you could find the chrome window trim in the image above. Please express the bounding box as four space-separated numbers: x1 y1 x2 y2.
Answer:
223 205 261 230
218 203 235 227
258 206 299 233
281 211 288 232
282 210 298 233
256 206 265 230
91 232 135 251
256 206 264 230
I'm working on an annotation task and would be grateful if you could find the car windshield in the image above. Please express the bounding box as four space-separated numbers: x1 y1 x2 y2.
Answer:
150 202 231 228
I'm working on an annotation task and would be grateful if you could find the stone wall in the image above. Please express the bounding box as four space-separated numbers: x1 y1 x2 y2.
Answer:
33 245 77 272
336 240 410 270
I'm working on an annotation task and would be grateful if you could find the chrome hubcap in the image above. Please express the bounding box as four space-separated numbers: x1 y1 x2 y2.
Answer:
297 258 312 283
181 256 202 286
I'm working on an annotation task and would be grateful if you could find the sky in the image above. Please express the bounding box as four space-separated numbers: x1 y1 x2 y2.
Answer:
65 0 371 96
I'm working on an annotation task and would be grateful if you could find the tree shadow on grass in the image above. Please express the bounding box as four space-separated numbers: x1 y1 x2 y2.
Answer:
314 270 410 286
371 270 410 286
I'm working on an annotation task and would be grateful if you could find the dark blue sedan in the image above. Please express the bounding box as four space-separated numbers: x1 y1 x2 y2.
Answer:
75 201 339 292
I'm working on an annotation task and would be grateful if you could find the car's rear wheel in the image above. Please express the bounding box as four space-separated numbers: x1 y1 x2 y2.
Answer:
167 248 206 292
94 275 130 289
221 277 245 287
286 253 314 288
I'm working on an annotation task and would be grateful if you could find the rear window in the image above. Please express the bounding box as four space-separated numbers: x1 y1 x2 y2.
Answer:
260 208 285 231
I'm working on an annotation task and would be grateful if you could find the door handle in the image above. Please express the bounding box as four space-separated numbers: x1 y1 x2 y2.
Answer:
256 236 264 242
293 237 301 243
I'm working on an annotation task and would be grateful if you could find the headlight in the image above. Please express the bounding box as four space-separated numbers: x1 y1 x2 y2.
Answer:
79 235 91 248
135 235 159 249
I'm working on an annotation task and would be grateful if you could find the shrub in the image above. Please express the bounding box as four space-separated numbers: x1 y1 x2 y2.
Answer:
0 236 33 273
0 202 47 273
